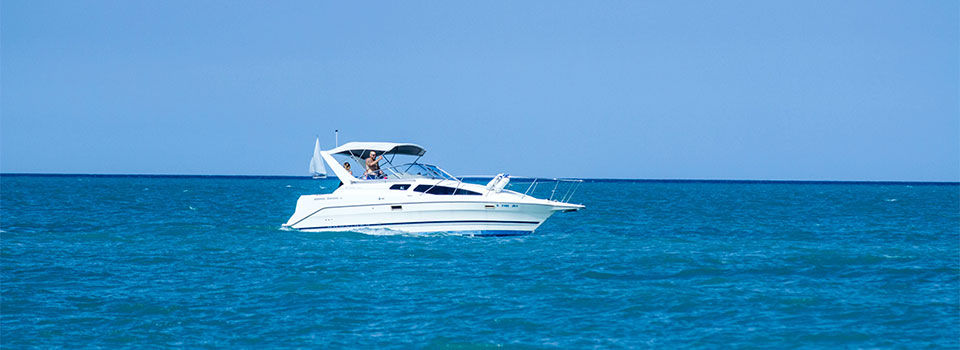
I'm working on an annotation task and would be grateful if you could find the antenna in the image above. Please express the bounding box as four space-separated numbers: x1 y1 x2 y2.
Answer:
335 130 339 147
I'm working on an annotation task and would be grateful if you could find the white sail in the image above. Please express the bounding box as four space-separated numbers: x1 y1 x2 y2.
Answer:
309 138 326 178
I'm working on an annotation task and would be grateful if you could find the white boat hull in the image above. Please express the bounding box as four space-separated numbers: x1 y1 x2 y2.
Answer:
284 142 584 235
284 193 580 235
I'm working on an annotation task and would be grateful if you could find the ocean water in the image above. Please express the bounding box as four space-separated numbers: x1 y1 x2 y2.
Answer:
1 175 958 348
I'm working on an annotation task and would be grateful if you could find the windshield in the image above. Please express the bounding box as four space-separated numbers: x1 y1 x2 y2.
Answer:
382 163 457 181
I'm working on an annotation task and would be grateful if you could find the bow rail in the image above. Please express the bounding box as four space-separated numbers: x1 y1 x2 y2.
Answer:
519 178 583 203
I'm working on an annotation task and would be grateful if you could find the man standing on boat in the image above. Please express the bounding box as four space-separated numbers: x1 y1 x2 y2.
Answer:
365 151 383 179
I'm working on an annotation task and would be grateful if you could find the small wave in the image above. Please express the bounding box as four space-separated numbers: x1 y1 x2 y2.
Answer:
281 226 498 238
351 227 437 237
182 189 189 192
285 185 292 188
882 254 914 259
885 198 898 202
275 225 395 235
188 206 197 211
277 224 528 238
354 228 528 238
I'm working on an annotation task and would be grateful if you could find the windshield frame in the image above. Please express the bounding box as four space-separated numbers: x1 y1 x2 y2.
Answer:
382 162 458 181
331 151 457 181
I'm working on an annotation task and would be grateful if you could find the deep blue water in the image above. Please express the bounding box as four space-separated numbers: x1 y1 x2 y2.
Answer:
2 175 958 348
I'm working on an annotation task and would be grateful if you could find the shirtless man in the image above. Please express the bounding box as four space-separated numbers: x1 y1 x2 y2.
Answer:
365 151 383 179
343 162 352 175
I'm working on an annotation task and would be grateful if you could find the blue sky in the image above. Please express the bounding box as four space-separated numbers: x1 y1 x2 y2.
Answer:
2 1 957 181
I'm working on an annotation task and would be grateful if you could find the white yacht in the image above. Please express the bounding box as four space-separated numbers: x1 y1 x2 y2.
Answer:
282 142 584 236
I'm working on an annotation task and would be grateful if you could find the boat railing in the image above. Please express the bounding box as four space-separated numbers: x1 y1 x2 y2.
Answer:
519 178 583 203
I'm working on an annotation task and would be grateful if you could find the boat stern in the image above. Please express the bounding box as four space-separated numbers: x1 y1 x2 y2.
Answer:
283 195 324 228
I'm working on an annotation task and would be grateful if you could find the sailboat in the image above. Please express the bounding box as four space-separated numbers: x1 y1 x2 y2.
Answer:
309 137 327 179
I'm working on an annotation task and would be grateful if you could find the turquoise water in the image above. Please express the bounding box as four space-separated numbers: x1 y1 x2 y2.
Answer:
2 175 958 348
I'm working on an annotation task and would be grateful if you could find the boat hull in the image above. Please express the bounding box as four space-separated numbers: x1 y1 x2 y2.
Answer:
284 199 567 234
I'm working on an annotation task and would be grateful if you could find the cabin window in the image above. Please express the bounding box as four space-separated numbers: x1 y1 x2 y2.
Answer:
413 185 481 195
389 184 411 190
454 188 481 195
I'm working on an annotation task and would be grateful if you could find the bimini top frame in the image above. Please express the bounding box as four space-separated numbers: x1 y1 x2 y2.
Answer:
320 141 433 184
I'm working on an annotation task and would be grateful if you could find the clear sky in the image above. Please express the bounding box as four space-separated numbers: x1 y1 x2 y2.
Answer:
2 1 957 181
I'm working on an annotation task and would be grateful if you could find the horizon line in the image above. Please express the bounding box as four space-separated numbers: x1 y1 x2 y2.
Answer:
1 172 956 185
